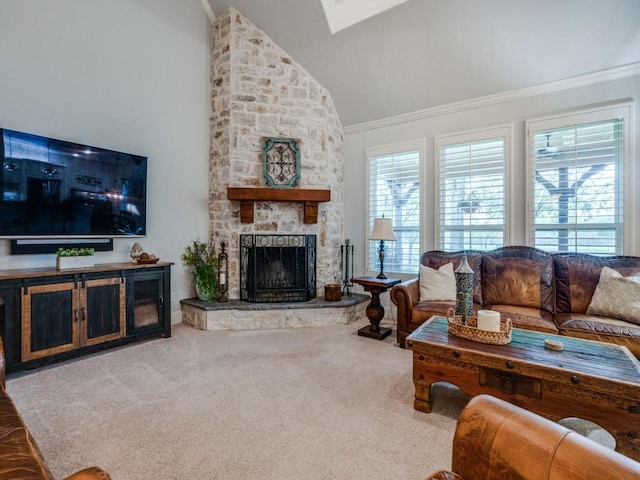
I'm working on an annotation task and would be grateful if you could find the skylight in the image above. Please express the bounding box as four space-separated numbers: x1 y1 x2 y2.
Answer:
320 0 409 34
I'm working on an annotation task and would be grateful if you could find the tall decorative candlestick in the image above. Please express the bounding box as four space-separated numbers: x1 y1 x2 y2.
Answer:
217 242 229 302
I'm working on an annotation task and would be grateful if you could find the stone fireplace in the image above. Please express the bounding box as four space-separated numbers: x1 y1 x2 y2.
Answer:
182 8 367 332
208 8 344 301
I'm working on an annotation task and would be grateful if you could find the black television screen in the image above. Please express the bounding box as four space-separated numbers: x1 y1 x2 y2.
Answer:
0 128 147 238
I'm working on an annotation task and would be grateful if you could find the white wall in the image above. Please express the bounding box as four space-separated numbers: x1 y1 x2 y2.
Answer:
0 0 211 322
344 70 640 281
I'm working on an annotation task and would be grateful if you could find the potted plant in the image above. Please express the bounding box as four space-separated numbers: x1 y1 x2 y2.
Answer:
56 247 95 270
182 240 218 302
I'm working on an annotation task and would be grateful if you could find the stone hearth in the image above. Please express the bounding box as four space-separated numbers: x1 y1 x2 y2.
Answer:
181 294 368 331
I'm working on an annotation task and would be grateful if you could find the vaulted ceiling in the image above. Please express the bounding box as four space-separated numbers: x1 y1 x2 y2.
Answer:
205 0 640 127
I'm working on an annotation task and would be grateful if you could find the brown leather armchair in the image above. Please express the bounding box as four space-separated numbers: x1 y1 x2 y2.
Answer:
425 394 640 480
0 338 111 480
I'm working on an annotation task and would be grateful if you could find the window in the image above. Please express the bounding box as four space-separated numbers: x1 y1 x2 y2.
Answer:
527 105 631 254
436 126 510 251
366 141 423 275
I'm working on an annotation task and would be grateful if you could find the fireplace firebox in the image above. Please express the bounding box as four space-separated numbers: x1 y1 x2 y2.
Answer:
240 234 316 303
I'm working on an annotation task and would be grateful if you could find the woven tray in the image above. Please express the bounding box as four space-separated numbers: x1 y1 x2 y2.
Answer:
446 308 512 345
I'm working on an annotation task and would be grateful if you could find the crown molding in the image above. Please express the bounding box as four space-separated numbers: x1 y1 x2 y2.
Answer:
344 62 640 135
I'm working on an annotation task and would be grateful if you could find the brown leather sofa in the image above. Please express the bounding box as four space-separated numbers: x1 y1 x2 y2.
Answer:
391 246 640 356
425 394 640 480
0 338 110 480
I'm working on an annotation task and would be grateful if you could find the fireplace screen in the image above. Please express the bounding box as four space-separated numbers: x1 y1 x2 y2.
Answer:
240 234 316 303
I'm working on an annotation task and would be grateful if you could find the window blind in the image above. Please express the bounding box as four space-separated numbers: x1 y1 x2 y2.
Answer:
530 118 624 254
438 135 507 251
368 149 420 274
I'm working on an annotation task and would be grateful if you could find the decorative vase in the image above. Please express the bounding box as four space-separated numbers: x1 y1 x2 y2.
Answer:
455 255 474 323
194 275 216 302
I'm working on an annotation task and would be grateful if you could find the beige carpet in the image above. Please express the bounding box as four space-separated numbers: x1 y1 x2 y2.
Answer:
7 321 469 480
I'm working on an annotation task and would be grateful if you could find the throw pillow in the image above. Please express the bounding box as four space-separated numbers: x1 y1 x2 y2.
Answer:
419 262 456 302
586 266 640 324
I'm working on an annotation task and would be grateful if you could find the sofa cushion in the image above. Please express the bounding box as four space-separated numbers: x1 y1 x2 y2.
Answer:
420 251 484 305
555 312 640 358
419 263 456 301
488 304 558 333
482 246 555 314
586 267 640 324
554 254 640 314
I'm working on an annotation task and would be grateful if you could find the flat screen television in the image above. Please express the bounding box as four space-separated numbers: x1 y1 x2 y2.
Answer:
0 128 147 238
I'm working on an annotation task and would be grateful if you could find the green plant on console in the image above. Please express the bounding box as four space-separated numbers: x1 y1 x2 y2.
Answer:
182 240 217 302
56 247 95 257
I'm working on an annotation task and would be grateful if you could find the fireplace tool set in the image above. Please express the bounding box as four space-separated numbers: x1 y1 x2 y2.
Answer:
341 239 354 297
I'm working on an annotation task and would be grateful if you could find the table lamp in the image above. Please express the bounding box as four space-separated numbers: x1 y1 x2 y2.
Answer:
370 217 396 279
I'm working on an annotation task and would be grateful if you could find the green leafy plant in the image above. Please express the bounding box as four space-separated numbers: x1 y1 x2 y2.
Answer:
182 240 217 302
56 247 95 257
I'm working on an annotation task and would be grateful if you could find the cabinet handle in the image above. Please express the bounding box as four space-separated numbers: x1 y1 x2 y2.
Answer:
80 307 86 321
74 309 79 322
160 295 164 306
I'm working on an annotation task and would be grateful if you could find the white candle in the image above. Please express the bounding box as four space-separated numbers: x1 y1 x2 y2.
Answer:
220 273 226 285
477 310 501 332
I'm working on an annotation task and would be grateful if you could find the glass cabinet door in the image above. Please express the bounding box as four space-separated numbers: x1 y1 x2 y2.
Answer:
127 271 164 335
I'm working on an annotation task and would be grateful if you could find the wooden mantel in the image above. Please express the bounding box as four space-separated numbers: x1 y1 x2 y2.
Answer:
227 187 331 224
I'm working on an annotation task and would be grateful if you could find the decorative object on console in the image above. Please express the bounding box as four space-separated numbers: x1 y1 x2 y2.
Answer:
182 240 217 302
341 239 354 297
262 137 300 188
56 247 95 270
369 217 396 279
419 262 456 302
217 242 229 302
136 252 159 264
454 255 474 322
130 242 143 263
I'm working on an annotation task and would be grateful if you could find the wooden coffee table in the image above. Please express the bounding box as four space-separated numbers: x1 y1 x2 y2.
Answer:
406 316 640 460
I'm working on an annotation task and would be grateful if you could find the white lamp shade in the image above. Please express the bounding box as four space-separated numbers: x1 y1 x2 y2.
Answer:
370 218 396 241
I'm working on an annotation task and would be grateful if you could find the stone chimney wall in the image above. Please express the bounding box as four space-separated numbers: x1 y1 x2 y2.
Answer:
210 8 344 300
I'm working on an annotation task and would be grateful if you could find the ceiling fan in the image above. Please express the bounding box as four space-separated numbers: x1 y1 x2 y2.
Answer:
537 133 561 158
